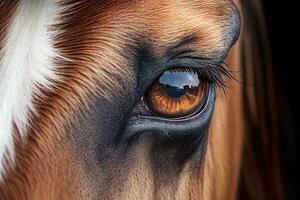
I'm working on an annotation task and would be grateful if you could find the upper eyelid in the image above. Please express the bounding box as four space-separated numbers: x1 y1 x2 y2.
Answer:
165 46 231 65
167 49 198 60
166 57 221 70
163 33 234 62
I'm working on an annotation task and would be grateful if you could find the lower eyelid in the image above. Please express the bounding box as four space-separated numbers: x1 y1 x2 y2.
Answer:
122 86 215 141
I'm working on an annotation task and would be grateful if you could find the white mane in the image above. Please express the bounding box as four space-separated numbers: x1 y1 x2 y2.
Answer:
0 0 59 181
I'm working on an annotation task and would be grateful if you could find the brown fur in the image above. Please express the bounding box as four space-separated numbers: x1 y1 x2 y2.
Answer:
0 0 284 199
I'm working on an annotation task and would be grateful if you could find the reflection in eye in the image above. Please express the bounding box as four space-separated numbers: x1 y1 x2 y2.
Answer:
145 68 206 118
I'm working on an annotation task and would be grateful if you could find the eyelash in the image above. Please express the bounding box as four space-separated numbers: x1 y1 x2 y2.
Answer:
200 63 232 88
178 62 233 92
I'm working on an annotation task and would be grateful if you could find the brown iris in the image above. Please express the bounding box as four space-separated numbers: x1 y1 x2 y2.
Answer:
145 68 206 118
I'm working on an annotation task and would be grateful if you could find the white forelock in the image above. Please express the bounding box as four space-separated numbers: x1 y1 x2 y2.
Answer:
0 0 59 181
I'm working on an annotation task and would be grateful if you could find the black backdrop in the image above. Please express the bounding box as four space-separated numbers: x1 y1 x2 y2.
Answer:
262 1 299 199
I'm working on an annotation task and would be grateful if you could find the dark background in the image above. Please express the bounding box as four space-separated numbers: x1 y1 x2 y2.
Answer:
262 1 299 199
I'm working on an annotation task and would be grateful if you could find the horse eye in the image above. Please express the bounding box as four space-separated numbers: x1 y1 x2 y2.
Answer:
145 68 206 118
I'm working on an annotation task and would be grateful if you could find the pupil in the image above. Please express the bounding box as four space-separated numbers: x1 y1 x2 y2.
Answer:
165 86 185 98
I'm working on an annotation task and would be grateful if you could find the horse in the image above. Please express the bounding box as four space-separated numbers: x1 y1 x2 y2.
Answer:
0 0 284 199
